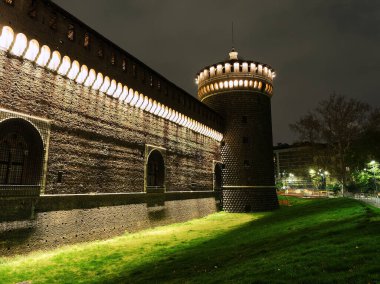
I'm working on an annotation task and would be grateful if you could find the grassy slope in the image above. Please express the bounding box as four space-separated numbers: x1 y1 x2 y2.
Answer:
0 197 379 284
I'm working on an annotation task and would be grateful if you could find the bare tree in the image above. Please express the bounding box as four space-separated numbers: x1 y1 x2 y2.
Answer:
291 94 370 193
289 112 321 144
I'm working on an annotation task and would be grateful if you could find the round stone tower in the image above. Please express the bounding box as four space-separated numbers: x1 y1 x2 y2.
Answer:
196 48 279 212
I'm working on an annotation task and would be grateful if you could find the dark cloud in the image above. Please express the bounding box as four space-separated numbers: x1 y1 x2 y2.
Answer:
52 0 380 144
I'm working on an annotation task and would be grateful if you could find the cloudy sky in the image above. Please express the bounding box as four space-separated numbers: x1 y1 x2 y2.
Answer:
52 0 380 144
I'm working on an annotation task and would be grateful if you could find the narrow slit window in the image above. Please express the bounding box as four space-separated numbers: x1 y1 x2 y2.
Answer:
84 33 90 48
122 58 127 71
67 25 75 41
4 0 14 5
97 48 104 58
49 15 57 30
132 64 137 78
28 0 37 18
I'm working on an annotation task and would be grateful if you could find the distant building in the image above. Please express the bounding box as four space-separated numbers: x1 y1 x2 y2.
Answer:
274 143 329 189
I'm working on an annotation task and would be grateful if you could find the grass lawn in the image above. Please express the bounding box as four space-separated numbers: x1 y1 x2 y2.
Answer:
0 197 379 283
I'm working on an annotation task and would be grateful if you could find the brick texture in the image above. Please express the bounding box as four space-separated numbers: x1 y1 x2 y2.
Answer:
0 54 220 194
222 187 278 212
0 195 217 256
203 91 279 211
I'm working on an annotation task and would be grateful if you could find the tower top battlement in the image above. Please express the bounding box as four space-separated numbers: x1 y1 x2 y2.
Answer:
195 49 276 102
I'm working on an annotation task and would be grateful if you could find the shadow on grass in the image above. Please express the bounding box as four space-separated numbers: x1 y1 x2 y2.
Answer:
107 198 380 284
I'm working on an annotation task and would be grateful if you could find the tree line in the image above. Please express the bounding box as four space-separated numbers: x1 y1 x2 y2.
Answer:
290 93 380 194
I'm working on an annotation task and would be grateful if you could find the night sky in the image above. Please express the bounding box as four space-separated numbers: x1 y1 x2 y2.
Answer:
52 0 380 144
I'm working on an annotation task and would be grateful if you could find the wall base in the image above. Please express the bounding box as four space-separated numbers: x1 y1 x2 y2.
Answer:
0 192 218 256
222 187 279 212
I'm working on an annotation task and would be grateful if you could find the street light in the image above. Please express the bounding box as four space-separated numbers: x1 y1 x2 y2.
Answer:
369 160 378 192
309 169 317 194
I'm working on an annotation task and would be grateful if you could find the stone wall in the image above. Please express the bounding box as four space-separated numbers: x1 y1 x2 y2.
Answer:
0 52 221 195
0 192 218 256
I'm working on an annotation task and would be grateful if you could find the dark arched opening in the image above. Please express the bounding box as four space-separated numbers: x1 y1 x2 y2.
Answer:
146 150 165 191
214 163 223 190
0 118 44 189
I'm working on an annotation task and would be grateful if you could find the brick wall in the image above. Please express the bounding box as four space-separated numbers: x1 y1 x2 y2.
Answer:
0 52 221 194
0 192 218 256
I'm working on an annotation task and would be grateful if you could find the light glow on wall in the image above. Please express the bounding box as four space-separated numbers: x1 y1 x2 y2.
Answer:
0 26 14 51
76 65 89 84
92 73 104 91
36 45 51 67
24 39 40 61
125 89 134 104
11 33 27 56
57 55 71 76
118 86 128 101
130 91 139 107
84 68 96 87
135 94 144 108
140 96 149 110
47 50 61 71
99 76 111 93
67 60 80 80
145 98 153 112
106 79 117 96
113 83 123 99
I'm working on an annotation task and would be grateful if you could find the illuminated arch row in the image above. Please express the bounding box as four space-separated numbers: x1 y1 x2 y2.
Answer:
0 26 223 141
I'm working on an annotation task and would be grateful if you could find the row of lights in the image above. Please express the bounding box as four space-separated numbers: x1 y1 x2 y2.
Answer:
0 26 223 141
196 62 276 85
198 79 273 97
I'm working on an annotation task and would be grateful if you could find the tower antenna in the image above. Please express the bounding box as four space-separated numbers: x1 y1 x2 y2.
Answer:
231 22 234 49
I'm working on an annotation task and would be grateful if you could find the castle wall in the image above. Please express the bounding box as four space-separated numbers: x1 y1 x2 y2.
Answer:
0 0 225 254
0 48 221 254
0 52 220 195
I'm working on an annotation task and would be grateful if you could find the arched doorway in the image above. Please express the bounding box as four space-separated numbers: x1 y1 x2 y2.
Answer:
146 149 165 192
214 163 223 191
0 118 44 190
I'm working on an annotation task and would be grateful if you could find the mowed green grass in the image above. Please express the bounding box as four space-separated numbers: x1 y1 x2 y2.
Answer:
0 197 379 284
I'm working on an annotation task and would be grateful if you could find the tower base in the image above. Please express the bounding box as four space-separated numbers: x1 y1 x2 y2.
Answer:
222 187 279 213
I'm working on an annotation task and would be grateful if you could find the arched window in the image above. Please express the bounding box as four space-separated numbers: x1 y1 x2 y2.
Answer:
0 118 44 188
0 133 27 184
146 150 165 190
